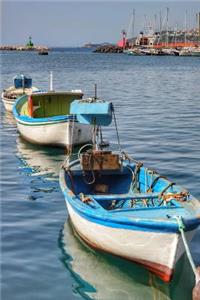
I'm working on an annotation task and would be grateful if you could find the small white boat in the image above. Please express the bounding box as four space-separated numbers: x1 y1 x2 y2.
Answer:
1 74 40 112
160 48 179 56
179 47 200 57
190 47 200 56
13 91 93 148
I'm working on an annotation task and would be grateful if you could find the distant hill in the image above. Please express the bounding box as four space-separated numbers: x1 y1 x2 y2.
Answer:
82 42 113 48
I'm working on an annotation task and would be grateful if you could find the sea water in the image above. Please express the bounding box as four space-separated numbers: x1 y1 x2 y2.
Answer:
1 49 200 300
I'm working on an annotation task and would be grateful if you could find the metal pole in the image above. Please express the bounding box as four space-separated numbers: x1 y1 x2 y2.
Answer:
94 83 97 100
21 74 25 94
50 71 53 91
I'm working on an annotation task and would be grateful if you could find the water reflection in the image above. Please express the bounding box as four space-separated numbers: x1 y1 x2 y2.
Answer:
15 136 84 178
2 111 17 127
16 136 66 179
59 220 194 300
15 137 82 202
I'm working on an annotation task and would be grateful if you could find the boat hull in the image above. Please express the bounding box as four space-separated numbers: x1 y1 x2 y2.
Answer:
1 87 40 112
66 202 195 282
191 51 200 56
16 119 92 147
1 96 16 112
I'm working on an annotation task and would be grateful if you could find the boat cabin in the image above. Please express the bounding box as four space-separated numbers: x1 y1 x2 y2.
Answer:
16 91 83 118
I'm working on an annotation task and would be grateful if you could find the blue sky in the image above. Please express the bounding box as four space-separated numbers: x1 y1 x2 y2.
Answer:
1 1 200 46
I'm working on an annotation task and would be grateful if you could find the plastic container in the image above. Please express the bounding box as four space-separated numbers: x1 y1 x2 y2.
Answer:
14 75 32 89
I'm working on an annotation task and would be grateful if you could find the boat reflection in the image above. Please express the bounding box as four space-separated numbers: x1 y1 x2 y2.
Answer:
59 220 194 300
16 136 83 177
2 111 16 126
15 138 83 202
16 136 66 179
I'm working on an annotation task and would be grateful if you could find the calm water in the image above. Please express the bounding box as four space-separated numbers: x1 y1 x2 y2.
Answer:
1 49 200 300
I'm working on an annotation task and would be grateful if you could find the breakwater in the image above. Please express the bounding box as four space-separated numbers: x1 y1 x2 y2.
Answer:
94 45 123 53
0 45 49 51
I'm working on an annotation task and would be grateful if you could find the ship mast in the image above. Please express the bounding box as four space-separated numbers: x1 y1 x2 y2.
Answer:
166 7 169 47
127 9 135 40
159 11 162 34
199 12 200 45
132 9 135 39
184 10 188 45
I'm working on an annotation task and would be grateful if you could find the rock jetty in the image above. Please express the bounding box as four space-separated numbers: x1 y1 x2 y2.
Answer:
0 45 49 51
93 45 123 53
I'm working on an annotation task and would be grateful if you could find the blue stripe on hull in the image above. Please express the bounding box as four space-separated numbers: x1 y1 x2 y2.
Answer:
64 194 196 234
59 168 200 235
14 114 76 125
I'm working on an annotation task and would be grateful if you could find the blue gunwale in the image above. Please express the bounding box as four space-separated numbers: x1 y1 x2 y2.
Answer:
59 167 200 234
14 114 76 126
12 92 79 126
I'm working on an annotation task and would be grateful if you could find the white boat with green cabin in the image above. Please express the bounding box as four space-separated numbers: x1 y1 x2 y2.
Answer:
13 91 93 148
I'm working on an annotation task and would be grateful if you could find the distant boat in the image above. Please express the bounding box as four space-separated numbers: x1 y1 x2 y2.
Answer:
191 49 200 56
179 47 200 56
60 97 200 282
1 74 40 112
38 50 49 55
13 91 93 148
190 47 200 56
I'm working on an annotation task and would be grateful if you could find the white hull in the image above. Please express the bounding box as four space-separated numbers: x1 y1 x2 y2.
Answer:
17 120 92 147
1 86 40 112
62 221 180 300
179 47 200 57
67 202 195 281
191 52 200 56
1 95 16 112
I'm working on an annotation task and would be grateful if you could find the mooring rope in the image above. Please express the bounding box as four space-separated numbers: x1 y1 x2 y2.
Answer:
112 104 122 154
175 216 197 279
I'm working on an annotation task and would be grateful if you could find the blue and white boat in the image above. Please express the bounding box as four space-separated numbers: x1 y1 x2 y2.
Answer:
13 91 93 148
59 98 200 282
